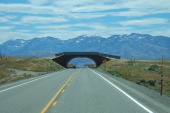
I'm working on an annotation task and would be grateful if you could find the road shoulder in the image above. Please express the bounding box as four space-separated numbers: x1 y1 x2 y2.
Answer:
92 68 170 113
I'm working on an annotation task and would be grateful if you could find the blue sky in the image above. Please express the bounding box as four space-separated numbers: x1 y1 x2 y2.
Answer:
0 0 170 43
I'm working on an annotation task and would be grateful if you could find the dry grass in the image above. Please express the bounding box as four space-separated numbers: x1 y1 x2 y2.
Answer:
99 59 170 97
0 57 64 84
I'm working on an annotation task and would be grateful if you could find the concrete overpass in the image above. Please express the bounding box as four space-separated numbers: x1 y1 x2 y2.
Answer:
52 52 120 68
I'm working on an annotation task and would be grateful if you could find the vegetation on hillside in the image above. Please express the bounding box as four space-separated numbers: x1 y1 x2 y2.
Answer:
99 59 170 97
0 57 64 84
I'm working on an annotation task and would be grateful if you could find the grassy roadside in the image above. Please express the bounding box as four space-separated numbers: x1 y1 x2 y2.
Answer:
99 59 170 97
0 57 64 84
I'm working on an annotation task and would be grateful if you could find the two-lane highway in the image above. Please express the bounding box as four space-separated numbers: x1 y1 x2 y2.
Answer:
43 68 153 113
0 68 169 113
0 69 77 113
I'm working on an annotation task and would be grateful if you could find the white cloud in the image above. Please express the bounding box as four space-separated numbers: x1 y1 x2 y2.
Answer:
35 25 72 29
16 30 32 33
20 16 68 24
0 15 17 23
33 21 170 39
53 0 115 7
0 0 170 44
35 26 133 39
35 23 106 30
57 0 170 15
0 31 34 44
110 10 147 17
0 26 15 30
67 12 107 19
0 22 169 44
117 0 170 9
118 18 169 26
34 23 133 38
150 28 170 37
0 23 133 43
0 0 170 18
0 3 65 15
117 0 170 16
28 0 49 5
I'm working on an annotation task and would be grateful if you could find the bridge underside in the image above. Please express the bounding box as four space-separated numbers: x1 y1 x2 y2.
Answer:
52 52 120 68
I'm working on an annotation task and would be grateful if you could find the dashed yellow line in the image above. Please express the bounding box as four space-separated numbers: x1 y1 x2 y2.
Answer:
52 101 58 106
40 69 80 113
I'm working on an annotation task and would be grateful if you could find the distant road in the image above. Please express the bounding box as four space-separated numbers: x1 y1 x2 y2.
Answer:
0 68 169 113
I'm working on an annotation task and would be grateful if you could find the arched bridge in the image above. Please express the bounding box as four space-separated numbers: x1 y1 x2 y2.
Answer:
52 52 120 68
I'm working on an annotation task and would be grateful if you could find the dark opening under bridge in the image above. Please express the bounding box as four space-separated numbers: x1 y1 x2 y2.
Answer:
52 52 120 68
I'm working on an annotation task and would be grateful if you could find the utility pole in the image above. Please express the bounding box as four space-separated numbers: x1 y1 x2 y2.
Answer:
0 48 2 61
47 62 48 73
160 56 164 95
6 55 8 61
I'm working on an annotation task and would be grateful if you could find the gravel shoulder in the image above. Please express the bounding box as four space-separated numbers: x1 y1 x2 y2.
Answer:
0 68 46 84
94 68 170 113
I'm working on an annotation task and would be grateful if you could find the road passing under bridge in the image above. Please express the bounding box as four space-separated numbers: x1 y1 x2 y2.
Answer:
0 68 169 113
52 52 120 68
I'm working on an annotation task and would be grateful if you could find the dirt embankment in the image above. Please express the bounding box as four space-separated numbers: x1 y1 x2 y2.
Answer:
0 57 64 84
0 68 46 83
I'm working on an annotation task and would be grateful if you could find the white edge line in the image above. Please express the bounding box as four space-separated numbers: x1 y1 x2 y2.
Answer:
0 70 67 93
90 69 154 113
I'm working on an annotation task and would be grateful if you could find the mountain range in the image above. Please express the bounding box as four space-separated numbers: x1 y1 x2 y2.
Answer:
0 33 170 59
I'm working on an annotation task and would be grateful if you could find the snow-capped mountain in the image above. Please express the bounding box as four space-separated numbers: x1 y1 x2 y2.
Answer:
0 33 170 59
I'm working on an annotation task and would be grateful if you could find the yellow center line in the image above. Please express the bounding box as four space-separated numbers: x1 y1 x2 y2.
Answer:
40 69 80 113
52 101 58 106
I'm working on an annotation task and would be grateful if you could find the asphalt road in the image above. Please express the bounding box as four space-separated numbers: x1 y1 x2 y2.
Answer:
0 68 169 113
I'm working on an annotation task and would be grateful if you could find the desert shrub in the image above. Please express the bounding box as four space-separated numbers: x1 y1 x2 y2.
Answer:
144 82 149 87
136 81 141 85
148 80 156 86
148 64 159 71
23 73 32 78
127 60 136 66
140 79 146 84
108 70 121 77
